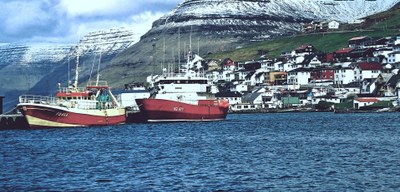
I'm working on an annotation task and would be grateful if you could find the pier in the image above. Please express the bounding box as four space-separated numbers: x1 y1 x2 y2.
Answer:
0 96 29 129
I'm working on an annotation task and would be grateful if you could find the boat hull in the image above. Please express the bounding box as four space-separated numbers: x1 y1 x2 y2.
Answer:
17 103 125 129
136 98 229 122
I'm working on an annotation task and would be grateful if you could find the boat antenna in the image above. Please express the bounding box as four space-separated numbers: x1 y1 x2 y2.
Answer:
96 51 102 86
67 54 70 84
162 38 165 74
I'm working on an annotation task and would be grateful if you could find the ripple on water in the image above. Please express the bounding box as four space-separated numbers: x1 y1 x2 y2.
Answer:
1 112 400 191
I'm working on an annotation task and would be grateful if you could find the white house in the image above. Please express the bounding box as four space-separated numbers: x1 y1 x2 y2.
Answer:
273 61 284 71
328 20 340 29
374 48 393 62
360 78 377 94
353 62 382 81
388 51 400 64
394 35 400 46
215 91 243 105
287 68 312 86
334 67 356 84
309 56 322 68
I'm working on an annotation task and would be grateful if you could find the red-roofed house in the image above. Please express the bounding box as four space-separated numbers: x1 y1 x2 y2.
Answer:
354 62 382 81
348 36 372 48
333 48 353 62
222 58 235 71
353 97 380 109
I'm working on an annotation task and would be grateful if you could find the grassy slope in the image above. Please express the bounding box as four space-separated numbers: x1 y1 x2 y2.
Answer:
206 7 400 62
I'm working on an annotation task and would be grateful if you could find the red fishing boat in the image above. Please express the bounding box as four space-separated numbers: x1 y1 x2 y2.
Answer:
136 54 229 122
17 52 125 128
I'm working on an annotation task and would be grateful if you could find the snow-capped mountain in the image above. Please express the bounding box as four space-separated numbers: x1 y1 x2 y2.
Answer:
107 0 399 87
144 0 399 40
74 27 138 56
0 28 137 111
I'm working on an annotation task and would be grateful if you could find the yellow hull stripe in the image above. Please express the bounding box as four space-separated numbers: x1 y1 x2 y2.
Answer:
25 115 82 127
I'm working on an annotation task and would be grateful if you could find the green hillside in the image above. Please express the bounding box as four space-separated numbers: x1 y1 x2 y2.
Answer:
206 6 400 62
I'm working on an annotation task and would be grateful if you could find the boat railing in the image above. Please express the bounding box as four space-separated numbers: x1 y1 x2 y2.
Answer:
161 72 207 78
19 95 57 105
58 86 87 93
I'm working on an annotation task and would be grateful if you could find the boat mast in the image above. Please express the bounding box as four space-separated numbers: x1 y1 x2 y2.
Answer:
67 54 70 84
177 28 180 74
73 49 80 91
96 51 101 86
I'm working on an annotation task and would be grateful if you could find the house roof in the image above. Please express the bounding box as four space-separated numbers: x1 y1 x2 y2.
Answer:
379 73 394 82
342 81 361 88
215 91 242 98
386 73 400 87
355 98 380 102
300 54 317 65
242 92 262 102
357 62 382 70
335 48 353 54
349 36 369 41
295 44 313 51
222 58 235 66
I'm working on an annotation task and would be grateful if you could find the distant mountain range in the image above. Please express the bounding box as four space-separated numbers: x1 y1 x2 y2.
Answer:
1 0 399 111
0 28 137 111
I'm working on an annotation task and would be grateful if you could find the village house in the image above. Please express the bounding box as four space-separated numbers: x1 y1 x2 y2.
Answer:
222 58 236 71
360 78 377 94
364 38 390 49
287 67 313 86
268 71 288 85
294 44 317 56
374 48 393 63
310 67 335 81
353 62 382 82
302 23 315 33
375 73 400 97
215 91 243 105
348 36 372 48
321 20 340 30
349 48 375 61
206 70 223 83
353 97 380 109
333 48 353 62
334 67 356 84
311 95 344 105
387 51 400 64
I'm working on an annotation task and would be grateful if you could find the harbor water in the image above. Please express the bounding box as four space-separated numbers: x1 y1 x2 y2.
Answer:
1 112 399 191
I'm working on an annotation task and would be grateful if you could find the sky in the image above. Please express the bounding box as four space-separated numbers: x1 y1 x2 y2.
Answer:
0 0 182 44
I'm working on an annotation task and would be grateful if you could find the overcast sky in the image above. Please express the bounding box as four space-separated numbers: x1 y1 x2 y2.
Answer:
0 0 182 44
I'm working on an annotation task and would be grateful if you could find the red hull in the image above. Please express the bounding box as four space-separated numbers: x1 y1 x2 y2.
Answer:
18 104 125 128
136 98 229 122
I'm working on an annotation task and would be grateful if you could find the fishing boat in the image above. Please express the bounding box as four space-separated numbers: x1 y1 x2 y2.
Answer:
17 52 125 128
135 54 229 122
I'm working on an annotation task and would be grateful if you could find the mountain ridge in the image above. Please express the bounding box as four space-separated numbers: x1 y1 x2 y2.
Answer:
101 0 400 87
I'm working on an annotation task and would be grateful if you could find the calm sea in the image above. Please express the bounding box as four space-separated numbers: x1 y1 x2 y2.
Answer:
1 112 400 191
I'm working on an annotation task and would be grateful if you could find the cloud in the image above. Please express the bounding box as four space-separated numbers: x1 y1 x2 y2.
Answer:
0 0 61 41
0 0 182 43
